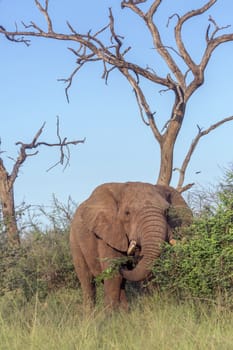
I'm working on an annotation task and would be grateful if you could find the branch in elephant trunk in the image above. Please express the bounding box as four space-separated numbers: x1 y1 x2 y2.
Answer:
122 234 166 281
120 262 152 282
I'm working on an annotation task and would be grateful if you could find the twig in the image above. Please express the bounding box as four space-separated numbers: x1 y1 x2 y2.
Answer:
8 117 85 188
0 25 30 46
35 0 53 33
176 115 233 191
208 15 231 40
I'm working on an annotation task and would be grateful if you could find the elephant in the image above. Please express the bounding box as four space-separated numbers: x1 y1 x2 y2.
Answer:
70 181 192 310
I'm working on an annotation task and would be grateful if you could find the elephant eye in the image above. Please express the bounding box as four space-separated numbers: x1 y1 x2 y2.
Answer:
125 210 130 216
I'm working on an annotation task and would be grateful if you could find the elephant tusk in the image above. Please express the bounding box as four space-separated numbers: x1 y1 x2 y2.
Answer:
169 238 176 246
127 240 137 255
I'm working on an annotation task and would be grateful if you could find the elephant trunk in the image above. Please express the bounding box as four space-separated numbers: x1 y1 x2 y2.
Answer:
121 207 167 282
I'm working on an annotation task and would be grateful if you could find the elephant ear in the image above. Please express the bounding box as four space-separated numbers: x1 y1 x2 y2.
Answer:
80 187 128 252
155 185 193 228
166 206 183 228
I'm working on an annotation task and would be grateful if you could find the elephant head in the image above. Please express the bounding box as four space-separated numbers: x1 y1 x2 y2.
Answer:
80 182 192 282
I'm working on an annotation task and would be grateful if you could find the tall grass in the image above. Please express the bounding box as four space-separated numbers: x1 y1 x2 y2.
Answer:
1 175 233 350
1 290 232 350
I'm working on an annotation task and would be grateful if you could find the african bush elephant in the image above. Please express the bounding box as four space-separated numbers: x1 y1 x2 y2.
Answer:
70 182 192 310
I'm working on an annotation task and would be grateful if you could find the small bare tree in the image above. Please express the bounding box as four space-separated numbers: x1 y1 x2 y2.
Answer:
0 0 233 192
0 118 84 246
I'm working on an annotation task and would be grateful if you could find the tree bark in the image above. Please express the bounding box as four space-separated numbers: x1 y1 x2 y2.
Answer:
157 98 186 185
0 161 20 246
157 137 175 186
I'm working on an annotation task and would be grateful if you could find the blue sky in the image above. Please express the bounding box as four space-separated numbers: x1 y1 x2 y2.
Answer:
1 0 233 210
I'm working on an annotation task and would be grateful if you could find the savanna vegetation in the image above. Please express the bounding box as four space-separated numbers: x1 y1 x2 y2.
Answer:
1 292 233 350
0 169 233 349
0 2 233 348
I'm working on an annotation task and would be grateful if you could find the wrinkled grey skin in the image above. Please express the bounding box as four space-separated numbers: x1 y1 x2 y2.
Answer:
70 182 192 310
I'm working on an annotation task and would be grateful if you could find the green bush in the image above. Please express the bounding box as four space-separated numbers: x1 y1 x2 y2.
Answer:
0 195 79 302
0 229 78 301
1 173 233 307
152 175 233 305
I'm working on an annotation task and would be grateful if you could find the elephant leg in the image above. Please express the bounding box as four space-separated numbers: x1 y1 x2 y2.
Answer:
98 239 128 310
71 243 96 309
79 267 96 310
119 279 128 311
103 275 125 310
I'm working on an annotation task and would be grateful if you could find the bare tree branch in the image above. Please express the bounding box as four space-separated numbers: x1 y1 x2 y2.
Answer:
177 183 195 194
0 2 172 93
174 0 217 79
142 2 185 89
0 114 84 245
199 31 233 75
176 115 233 191
121 1 146 16
120 67 162 142
1 1 233 188
9 117 85 188
35 0 53 33
0 25 30 46
208 15 231 41
58 63 85 103
173 0 233 100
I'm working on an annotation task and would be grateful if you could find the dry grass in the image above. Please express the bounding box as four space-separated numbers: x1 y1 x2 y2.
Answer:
0 290 232 350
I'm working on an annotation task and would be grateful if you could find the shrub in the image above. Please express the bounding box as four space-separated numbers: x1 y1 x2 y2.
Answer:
152 173 233 305
0 195 79 302
0 229 78 302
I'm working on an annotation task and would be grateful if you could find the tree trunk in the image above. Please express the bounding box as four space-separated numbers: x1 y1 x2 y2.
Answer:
157 102 186 186
157 137 175 186
0 163 20 246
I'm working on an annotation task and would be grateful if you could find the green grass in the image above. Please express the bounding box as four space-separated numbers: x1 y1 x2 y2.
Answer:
0 290 233 350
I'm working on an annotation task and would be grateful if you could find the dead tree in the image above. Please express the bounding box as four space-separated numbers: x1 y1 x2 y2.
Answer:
0 0 233 192
0 119 84 246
